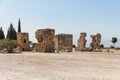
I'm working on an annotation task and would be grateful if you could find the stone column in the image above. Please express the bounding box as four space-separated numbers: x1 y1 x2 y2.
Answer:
77 33 87 50
90 33 101 50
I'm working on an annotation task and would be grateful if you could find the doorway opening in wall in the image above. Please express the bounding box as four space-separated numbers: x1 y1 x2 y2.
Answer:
24 39 26 43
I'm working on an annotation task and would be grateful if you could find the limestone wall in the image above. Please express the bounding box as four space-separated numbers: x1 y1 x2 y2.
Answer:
17 33 30 51
77 33 87 50
33 29 55 52
90 33 101 50
55 34 73 52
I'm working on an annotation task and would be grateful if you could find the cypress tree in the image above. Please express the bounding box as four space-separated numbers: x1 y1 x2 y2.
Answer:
18 18 21 32
0 27 5 39
6 23 17 40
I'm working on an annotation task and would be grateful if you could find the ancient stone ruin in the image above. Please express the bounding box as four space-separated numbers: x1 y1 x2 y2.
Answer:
77 33 87 51
15 20 102 53
33 28 55 52
90 33 101 50
17 33 30 51
76 33 102 52
55 34 73 52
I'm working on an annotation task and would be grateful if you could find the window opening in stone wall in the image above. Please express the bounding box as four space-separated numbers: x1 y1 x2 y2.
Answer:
24 39 27 43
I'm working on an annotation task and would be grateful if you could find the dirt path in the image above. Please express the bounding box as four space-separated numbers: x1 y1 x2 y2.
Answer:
0 52 120 80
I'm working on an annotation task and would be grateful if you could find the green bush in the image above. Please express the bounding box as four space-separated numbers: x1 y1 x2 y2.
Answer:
0 39 19 53
72 44 76 48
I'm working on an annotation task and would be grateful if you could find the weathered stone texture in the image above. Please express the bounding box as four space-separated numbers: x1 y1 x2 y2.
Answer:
17 33 30 51
77 33 87 50
33 28 55 52
90 33 101 50
55 34 73 52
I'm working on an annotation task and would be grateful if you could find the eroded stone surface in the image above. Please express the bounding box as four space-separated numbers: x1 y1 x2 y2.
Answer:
55 34 73 52
90 33 101 50
33 28 55 52
77 33 87 50
17 33 30 51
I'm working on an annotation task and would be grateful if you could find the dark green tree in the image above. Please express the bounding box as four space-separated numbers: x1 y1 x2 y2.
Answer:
18 18 21 32
72 44 76 48
100 44 104 48
112 37 117 48
6 23 17 40
0 27 5 39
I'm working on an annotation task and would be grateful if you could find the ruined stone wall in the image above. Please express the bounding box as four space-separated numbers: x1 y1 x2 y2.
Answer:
77 33 87 50
32 43 44 52
90 33 101 50
34 29 55 52
17 33 30 51
55 34 73 52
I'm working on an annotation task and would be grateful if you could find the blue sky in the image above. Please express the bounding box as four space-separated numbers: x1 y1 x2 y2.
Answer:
0 0 120 47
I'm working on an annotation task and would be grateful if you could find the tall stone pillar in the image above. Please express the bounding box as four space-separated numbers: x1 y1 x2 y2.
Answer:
77 33 87 50
90 33 101 50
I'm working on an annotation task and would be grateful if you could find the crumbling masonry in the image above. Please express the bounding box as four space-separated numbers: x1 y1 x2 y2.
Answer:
77 33 87 50
55 34 73 52
90 33 101 50
33 28 55 52
17 33 30 51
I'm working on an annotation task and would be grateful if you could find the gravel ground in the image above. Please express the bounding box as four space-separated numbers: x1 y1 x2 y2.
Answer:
0 52 120 80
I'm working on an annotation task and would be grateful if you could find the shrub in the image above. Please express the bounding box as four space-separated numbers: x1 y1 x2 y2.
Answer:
72 44 76 48
0 39 19 53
